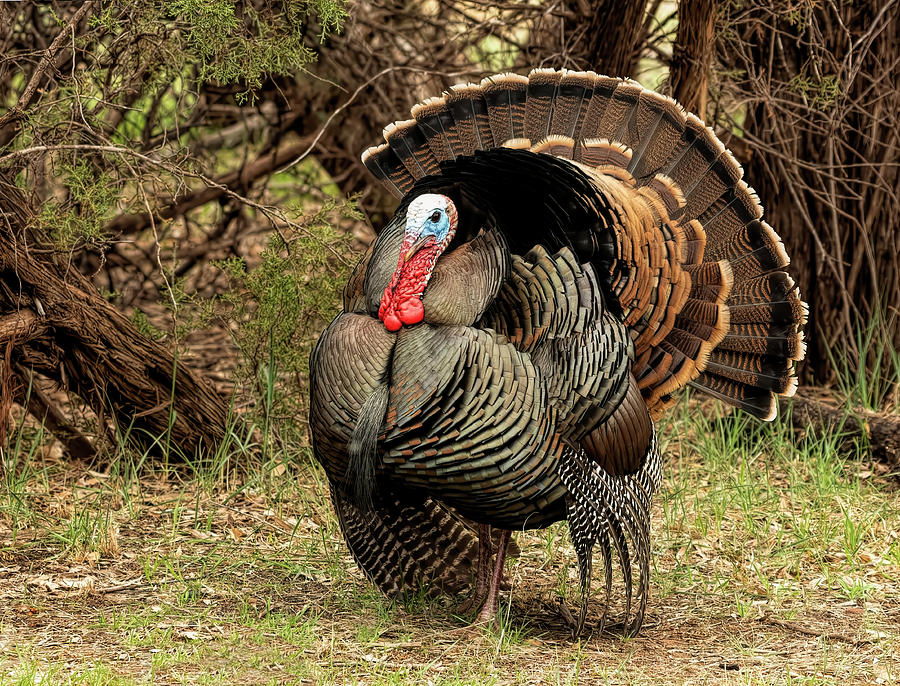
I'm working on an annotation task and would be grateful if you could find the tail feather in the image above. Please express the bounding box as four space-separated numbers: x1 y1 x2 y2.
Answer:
447 83 492 154
384 119 437 179
700 182 766 249
728 273 807 325
705 349 795 394
677 298 730 334
594 81 643 143
524 68 562 142
691 372 780 420
581 139 633 168
481 72 529 144
530 135 576 160
717 321 805 358
576 76 620 148
627 93 686 179
411 96 458 162
550 71 597 140
646 173 686 219
709 221 790 282
361 142 413 197
662 117 733 217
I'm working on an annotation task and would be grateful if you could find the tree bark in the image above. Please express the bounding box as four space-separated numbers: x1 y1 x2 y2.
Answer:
524 0 649 76
577 0 650 77
0 176 232 460
670 0 716 116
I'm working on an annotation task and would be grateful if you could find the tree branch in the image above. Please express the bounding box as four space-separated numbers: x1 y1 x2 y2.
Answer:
0 1 95 147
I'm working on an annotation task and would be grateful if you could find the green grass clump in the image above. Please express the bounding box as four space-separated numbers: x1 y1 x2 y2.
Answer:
827 308 900 412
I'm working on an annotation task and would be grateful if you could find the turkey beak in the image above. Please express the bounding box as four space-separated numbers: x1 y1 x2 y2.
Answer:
404 234 434 261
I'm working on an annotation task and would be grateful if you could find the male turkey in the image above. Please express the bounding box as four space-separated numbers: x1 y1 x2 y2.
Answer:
309 69 806 634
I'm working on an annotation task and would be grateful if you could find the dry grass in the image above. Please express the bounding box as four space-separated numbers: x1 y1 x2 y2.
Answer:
1 399 899 685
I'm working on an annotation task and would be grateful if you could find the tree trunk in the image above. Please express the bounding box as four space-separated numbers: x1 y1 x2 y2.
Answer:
525 0 649 76
0 176 232 459
717 1 900 386
670 0 716 116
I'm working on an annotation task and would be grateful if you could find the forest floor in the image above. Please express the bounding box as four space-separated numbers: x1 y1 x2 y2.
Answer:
1 398 899 685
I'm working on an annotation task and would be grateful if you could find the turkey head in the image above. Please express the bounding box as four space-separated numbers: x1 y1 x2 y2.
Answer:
377 193 457 331
362 189 506 332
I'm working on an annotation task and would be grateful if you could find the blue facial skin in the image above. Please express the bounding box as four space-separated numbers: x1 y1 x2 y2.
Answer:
410 208 451 244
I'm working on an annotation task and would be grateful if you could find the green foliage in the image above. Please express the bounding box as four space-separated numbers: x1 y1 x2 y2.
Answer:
38 160 118 252
164 0 348 102
130 309 166 342
787 71 842 111
87 4 123 32
163 276 218 341
216 198 359 421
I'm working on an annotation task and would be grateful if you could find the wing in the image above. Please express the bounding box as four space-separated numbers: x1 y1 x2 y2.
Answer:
479 245 651 477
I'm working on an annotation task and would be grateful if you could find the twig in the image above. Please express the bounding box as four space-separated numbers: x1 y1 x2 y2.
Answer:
763 616 876 646
276 65 469 174
96 574 202 594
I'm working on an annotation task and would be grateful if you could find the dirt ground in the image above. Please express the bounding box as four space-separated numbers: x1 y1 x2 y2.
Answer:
1 431 898 685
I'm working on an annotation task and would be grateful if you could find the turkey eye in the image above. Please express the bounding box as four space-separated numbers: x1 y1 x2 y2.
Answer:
430 211 441 223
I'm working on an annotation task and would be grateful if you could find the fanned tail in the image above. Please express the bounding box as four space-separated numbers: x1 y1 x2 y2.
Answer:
564 83 806 418
361 68 806 420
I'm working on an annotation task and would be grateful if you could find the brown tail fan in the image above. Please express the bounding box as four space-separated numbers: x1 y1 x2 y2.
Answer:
361 68 806 420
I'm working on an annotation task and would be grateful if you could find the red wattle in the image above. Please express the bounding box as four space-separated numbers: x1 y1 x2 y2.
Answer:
377 241 440 332
378 286 392 321
383 312 402 332
397 297 424 325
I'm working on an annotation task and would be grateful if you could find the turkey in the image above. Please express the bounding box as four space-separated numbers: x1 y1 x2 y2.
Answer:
309 68 806 634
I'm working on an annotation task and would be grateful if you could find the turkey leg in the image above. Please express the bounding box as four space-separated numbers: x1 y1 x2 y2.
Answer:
455 523 493 614
473 528 512 627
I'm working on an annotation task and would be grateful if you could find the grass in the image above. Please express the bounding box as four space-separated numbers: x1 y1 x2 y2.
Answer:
1 395 899 685
825 309 900 413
